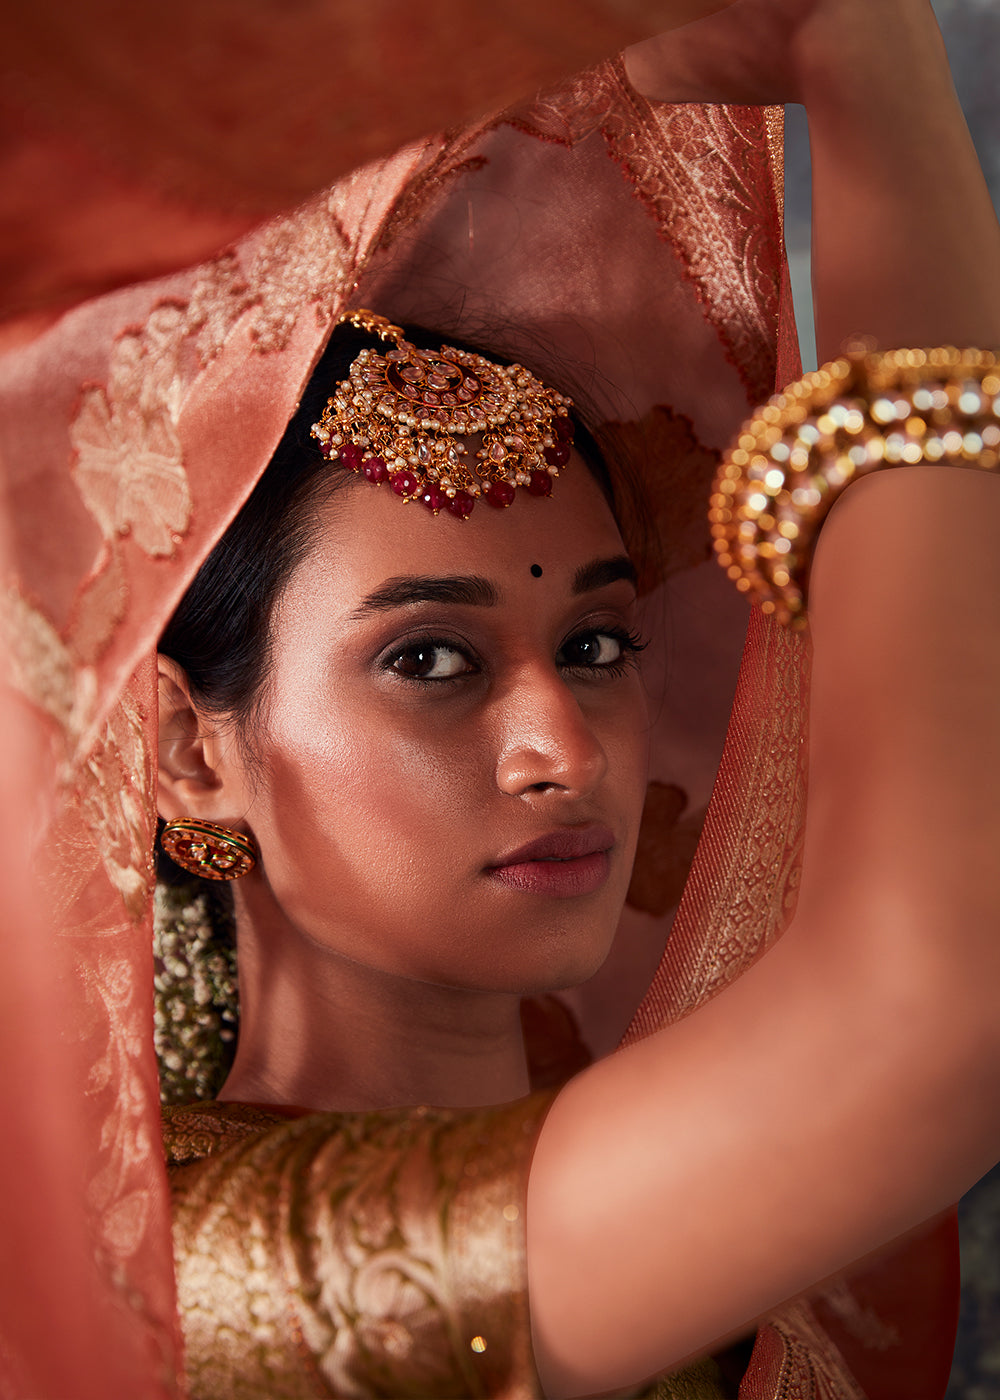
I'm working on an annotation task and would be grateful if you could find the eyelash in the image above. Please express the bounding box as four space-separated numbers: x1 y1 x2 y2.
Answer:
383 626 647 685
559 626 648 678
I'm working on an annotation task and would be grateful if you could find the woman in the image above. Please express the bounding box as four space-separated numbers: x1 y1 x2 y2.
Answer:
1 0 998 1396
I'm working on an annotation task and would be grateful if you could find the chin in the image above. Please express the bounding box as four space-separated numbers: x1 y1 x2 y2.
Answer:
514 931 619 998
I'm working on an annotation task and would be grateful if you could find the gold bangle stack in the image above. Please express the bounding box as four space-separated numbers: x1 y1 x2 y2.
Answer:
710 347 1000 627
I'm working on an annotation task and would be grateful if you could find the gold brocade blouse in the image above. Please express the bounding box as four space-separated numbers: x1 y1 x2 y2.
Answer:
164 1099 730 1400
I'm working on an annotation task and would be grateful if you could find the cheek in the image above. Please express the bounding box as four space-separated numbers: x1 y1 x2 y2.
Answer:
240 659 650 992
246 686 488 935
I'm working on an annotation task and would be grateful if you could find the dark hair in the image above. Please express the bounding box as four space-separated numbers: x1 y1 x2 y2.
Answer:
160 320 623 740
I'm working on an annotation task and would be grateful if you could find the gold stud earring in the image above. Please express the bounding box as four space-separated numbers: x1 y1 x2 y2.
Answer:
160 819 257 881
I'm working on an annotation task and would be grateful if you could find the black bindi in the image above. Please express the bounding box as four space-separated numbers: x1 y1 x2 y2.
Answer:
530 564 543 578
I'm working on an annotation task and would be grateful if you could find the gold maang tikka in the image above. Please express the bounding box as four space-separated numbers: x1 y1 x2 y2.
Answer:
310 310 575 518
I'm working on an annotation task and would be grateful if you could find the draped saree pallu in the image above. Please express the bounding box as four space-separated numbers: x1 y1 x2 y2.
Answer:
0 55 958 1400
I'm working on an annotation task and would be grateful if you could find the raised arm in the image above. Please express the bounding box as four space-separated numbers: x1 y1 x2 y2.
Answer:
625 0 1000 354
529 4 1000 1395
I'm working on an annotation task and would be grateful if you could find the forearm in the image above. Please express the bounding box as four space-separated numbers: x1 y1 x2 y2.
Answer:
805 465 1000 943
529 463 1000 1397
802 2 1000 357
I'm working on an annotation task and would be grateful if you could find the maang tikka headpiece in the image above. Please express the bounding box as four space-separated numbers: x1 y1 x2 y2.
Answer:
310 309 574 519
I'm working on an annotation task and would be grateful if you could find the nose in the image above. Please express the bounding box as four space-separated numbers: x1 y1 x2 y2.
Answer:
494 666 608 800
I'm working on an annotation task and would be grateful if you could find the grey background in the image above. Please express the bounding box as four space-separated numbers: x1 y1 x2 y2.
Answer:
782 4 999 1390
784 0 1000 371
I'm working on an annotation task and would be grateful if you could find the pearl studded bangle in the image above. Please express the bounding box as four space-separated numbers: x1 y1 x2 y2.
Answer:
710 347 1000 628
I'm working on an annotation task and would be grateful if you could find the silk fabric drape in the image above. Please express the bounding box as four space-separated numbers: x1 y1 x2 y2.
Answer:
0 10 957 1395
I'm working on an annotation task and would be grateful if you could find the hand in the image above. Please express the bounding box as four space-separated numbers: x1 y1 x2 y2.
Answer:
624 0 939 108
628 0 1000 378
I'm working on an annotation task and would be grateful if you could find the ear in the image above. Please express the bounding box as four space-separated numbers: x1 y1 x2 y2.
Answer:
157 656 247 823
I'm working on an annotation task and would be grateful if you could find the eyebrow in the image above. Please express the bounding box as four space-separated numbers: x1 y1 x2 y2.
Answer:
348 554 637 619
572 554 637 595
348 575 500 618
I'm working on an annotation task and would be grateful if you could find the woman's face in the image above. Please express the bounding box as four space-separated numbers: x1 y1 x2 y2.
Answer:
222 457 650 995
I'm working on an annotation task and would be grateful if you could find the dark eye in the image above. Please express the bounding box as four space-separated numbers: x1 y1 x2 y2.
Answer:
559 632 625 667
557 628 646 673
389 642 475 680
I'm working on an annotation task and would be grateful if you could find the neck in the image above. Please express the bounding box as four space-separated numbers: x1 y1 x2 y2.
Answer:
218 891 531 1112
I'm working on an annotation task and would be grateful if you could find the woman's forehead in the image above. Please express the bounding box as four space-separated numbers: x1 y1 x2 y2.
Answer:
295 451 627 605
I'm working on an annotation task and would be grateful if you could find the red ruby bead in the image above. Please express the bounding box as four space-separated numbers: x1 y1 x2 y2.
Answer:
339 443 364 470
484 480 516 509
362 455 388 484
527 469 553 497
554 415 574 442
543 442 571 467
390 469 420 497
421 483 448 514
446 491 475 520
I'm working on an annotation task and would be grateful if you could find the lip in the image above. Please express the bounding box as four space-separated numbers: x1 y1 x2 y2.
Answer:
486 825 614 898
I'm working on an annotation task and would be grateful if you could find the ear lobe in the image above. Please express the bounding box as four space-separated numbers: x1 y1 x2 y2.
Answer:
157 655 225 820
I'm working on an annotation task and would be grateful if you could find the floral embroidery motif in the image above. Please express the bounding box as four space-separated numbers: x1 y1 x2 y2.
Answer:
78 691 154 924
187 252 254 366
66 165 409 571
81 953 158 1261
246 192 353 353
0 588 98 747
45 688 154 930
2 586 153 924
71 389 188 557
65 546 129 669
70 314 191 559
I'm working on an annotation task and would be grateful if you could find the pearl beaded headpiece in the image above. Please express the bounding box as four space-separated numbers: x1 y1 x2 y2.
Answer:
310 309 574 519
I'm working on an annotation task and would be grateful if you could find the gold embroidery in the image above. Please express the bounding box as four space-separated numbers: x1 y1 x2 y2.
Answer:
1 586 90 740
162 1101 290 1167
763 1300 868 1400
78 690 154 923
70 372 189 559
168 1097 551 1399
624 611 809 1037
674 617 808 1013
66 546 129 667
651 1356 728 1398
80 951 159 1263
188 252 255 366
245 192 353 354
33 682 154 927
